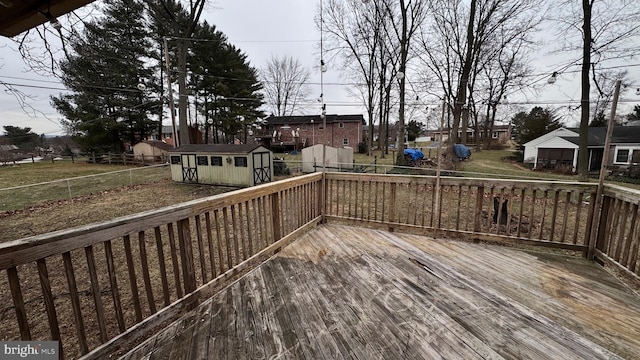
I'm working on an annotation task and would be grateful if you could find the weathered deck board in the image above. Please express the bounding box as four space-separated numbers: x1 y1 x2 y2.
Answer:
125 224 640 359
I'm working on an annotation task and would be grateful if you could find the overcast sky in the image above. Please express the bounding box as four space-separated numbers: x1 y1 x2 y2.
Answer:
1 0 639 136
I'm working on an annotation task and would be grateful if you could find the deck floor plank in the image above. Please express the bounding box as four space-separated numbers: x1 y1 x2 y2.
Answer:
124 224 640 360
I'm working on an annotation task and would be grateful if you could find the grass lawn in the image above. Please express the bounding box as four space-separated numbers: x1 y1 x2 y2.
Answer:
0 159 136 187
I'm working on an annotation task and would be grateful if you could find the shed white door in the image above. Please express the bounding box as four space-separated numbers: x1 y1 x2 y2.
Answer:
252 152 271 185
181 154 198 182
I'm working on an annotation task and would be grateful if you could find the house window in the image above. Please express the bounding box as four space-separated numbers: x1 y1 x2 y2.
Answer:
492 131 499 139
170 156 180 165
197 156 208 165
211 156 223 166
343 138 349 146
234 156 248 167
339 122 344 128
615 149 630 164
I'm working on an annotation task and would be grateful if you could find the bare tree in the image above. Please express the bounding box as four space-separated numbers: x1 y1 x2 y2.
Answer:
419 0 541 148
260 55 311 117
323 0 396 156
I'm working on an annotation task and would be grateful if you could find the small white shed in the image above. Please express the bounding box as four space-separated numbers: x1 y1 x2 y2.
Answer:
301 144 354 172
169 144 273 187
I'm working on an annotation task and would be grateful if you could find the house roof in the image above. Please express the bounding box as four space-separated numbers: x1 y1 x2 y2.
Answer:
265 114 366 126
170 144 264 154
137 140 175 152
0 0 94 37
0 145 19 151
563 127 640 146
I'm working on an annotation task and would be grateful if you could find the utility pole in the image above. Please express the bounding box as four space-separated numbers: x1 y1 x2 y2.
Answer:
587 79 622 259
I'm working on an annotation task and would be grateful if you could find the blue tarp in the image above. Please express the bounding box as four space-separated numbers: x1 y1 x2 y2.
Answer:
403 148 424 162
453 144 471 160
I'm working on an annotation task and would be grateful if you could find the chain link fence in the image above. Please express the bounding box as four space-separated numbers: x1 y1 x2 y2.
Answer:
0 164 171 212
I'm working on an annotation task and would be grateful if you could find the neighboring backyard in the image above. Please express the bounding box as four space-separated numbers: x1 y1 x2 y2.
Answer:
1 149 636 242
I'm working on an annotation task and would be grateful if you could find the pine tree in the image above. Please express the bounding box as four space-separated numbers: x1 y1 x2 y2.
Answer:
52 0 158 152
188 22 264 144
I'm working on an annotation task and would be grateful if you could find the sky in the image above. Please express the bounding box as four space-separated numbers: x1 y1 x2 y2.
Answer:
1 0 639 136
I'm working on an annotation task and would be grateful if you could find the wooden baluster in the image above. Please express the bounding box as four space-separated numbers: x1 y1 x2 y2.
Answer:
271 192 282 241
123 235 143 322
36 259 61 343
204 212 217 278
621 203 639 268
474 186 484 233
549 190 560 241
194 215 208 282
572 192 584 245
104 241 126 332
527 189 537 239
62 252 89 354
614 201 631 261
516 188 526 238
7 267 31 340
166 223 183 298
538 190 548 240
84 245 108 342
560 191 572 242
213 209 226 274
154 226 171 307
177 218 197 296
138 231 156 314
245 202 254 256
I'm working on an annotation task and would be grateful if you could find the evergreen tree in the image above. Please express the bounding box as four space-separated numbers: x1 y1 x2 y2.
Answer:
626 105 640 124
511 107 562 148
188 22 264 144
2 126 40 150
52 0 158 152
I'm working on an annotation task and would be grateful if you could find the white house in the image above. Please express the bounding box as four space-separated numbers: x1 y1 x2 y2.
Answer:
523 127 640 172
169 144 273 187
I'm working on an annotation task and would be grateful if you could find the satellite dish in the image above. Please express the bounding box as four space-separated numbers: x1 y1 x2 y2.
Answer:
273 130 277 138
137 83 146 91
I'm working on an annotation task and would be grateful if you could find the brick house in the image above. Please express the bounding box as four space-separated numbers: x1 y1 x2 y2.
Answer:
256 115 366 152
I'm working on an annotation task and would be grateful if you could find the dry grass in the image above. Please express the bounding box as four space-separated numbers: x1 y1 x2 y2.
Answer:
0 179 236 243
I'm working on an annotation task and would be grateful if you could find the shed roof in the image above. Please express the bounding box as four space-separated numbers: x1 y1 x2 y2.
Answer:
137 140 174 152
170 144 264 154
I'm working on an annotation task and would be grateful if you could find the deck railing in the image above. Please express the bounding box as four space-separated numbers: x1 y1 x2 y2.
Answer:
325 173 599 252
593 184 640 277
1 172 639 359
0 173 322 359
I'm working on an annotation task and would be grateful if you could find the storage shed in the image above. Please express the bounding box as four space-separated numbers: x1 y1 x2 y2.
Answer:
169 144 273 187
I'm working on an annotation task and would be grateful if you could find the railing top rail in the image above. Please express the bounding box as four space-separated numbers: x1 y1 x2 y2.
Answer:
0 172 322 270
325 172 598 188
0 163 169 192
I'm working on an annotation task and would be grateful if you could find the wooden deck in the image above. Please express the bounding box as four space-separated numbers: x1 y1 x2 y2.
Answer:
123 224 640 360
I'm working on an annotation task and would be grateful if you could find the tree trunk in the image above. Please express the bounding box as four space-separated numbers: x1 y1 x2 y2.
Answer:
451 0 477 145
396 0 409 165
178 40 190 146
579 0 592 180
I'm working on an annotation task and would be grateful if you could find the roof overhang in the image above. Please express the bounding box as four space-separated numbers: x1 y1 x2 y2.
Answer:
0 0 94 37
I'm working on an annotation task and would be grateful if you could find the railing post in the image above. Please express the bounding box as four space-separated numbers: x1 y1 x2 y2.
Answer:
591 194 612 258
271 191 282 240
177 218 197 305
